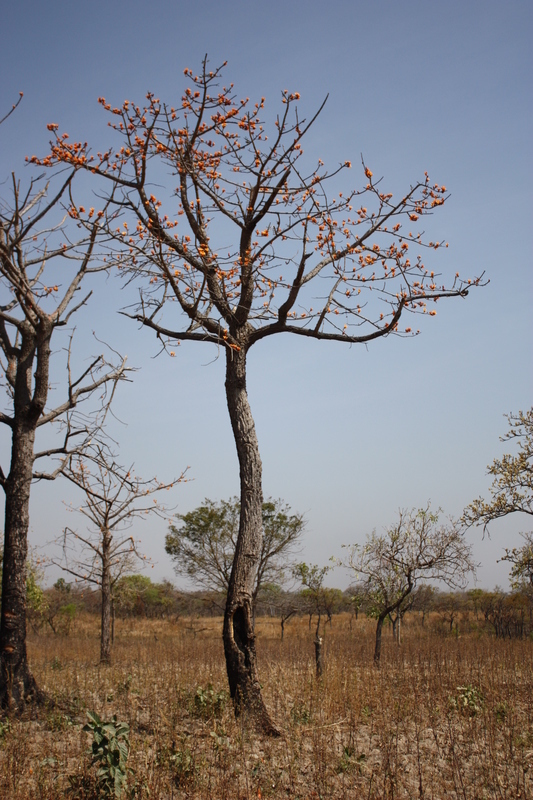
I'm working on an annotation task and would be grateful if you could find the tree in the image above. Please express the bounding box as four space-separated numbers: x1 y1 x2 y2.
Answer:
0 169 128 709
254 583 300 640
39 59 484 731
113 574 174 619
463 408 533 589
341 505 476 663
463 409 532 530
433 591 467 636
55 447 184 663
501 533 533 588
165 496 304 612
42 579 79 636
293 562 332 677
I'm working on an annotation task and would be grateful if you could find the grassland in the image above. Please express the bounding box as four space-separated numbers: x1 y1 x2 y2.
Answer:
0 613 531 799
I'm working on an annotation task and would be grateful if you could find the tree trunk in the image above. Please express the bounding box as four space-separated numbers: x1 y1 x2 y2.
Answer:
314 611 323 678
314 635 324 678
1 323 52 709
111 599 115 645
223 344 279 735
100 533 112 664
0 421 41 709
374 614 386 665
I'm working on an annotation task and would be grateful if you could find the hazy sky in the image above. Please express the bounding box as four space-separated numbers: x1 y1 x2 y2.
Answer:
1 0 531 590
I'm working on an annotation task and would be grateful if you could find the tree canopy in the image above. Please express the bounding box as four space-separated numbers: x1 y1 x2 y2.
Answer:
166 497 304 602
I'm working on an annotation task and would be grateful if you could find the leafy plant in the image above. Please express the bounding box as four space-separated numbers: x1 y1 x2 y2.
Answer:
192 684 227 719
169 747 196 787
450 685 485 716
82 711 131 798
337 746 366 775
0 717 11 742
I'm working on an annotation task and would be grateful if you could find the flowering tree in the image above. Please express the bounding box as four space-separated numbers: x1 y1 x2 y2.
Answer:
37 58 484 731
0 168 128 709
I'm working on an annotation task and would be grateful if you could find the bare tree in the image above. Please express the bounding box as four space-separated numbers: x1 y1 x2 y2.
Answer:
341 505 476 664
39 58 485 731
0 170 127 709
56 447 185 663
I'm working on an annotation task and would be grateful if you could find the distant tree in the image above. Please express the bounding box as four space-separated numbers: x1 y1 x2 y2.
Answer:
474 588 530 639
501 533 533 588
293 562 332 677
344 584 366 628
466 587 485 620
341 505 476 663
0 167 128 709
255 583 301 640
41 58 485 731
42 579 79 636
55 447 184 662
433 591 467 636
166 497 304 613
410 583 436 627
113 574 175 619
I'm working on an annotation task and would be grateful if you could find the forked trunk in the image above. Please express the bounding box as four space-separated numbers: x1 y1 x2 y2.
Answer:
223 345 280 735
0 422 41 709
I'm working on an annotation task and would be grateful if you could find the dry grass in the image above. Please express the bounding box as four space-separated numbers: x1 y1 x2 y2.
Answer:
1 613 531 799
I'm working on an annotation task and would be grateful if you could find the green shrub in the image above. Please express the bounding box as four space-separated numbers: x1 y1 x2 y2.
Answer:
76 711 131 798
192 684 227 719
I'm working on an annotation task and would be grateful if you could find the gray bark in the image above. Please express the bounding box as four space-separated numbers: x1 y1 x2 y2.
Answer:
222 343 279 734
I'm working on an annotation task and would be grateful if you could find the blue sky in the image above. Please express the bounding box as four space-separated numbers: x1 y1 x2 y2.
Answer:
1 0 531 589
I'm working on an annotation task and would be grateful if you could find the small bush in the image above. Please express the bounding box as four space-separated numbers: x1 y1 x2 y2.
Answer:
192 684 227 719
450 685 485 716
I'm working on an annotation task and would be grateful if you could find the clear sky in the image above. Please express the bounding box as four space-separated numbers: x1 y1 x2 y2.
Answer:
1 0 531 590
